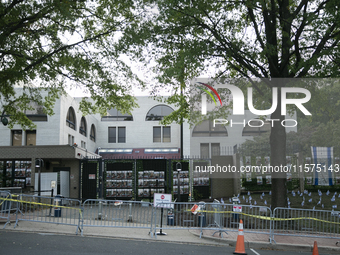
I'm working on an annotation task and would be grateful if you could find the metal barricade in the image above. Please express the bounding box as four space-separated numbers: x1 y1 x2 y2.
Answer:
0 191 12 228
82 199 153 234
12 194 82 235
272 207 340 242
152 202 273 241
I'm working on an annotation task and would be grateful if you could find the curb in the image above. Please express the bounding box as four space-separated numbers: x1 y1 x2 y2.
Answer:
189 230 340 254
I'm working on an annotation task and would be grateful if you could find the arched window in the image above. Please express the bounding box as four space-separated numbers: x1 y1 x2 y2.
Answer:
79 117 87 136
192 120 228 137
90 124 96 142
242 119 271 136
101 108 133 121
66 107 76 130
146 105 174 121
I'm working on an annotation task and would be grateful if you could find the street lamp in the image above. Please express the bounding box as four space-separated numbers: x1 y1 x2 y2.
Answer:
1 110 8 126
35 159 44 198
176 162 182 202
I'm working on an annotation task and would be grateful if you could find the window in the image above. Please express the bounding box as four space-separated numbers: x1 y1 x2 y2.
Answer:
192 120 228 137
101 108 133 121
118 127 126 143
12 130 22 146
200 143 209 158
108 127 116 143
68 134 74 146
25 101 47 121
90 124 96 142
153 126 171 143
109 127 126 143
79 117 87 136
26 130 36 146
146 105 174 121
81 141 86 149
242 119 271 136
66 107 76 130
200 143 220 158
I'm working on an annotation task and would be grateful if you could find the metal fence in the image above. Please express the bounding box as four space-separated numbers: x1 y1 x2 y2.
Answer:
0 191 13 228
12 194 82 235
272 207 340 242
152 201 272 240
2 192 340 243
82 199 154 234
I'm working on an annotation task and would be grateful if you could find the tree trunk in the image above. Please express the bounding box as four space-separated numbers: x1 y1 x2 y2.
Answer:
270 86 287 209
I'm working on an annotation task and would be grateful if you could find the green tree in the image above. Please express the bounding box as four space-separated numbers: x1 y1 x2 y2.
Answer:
122 0 340 208
0 0 143 129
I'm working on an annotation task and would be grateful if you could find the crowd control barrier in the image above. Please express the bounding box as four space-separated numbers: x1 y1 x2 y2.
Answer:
82 199 154 234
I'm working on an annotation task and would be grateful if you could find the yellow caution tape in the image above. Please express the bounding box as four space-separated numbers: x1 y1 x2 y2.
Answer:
185 209 340 225
0 197 82 216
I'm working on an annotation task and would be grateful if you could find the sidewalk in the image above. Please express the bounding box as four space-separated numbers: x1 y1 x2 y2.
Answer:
2 220 340 254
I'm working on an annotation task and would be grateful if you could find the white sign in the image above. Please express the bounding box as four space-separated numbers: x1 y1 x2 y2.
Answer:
233 205 242 213
153 193 172 208
51 181 56 189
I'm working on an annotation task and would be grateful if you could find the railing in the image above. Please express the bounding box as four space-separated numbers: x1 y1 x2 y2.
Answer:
152 201 272 240
272 207 340 242
11 193 82 235
0 191 12 228
82 199 154 234
1 192 340 243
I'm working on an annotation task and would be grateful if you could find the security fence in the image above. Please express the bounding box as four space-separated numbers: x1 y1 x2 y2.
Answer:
1 192 340 243
0 191 12 228
82 199 153 232
3 193 82 234
152 201 272 240
272 207 340 242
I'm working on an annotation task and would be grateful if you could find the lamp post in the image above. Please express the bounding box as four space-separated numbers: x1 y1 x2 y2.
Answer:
176 162 182 202
35 159 44 199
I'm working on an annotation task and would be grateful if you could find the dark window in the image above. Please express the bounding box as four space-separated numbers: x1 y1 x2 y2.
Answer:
192 120 228 137
90 124 96 142
163 127 171 142
79 117 87 136
146 105 174 121
118 127 126 143
101 108 133 121
66 107 76 130
108 127 116 143
211 143 220 156
153 127 161 142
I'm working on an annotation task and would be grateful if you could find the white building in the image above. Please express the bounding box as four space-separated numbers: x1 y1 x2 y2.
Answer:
0 89 297 199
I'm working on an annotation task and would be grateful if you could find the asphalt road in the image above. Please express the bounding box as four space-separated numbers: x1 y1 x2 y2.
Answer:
0 230 327 255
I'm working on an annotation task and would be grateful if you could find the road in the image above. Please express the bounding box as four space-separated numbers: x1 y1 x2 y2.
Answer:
0 230 328 255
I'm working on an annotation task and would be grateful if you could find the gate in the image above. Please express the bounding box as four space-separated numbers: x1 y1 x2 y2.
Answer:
81 160 100 200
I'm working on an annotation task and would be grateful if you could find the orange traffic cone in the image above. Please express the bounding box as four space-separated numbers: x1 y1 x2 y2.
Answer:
233 219 247 254
312 241 319 255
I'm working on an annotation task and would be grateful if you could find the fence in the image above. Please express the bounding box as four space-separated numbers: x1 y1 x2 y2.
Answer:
152 201 272 240
1 192 340 243
272 207 340 242
11 193 82 235
0 191 13 228
82 199 154 234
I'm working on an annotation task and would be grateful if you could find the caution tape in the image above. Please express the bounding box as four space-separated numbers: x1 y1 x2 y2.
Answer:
0 194 10 206
185 209 340 225
0 196 82 215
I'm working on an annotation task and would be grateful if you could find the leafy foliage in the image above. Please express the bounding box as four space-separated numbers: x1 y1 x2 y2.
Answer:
0 0 144 128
